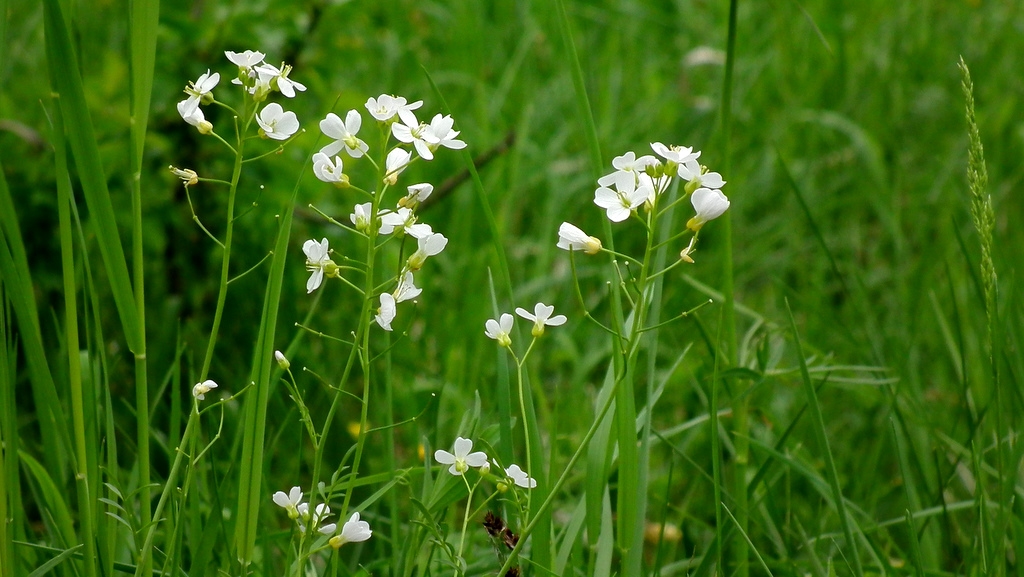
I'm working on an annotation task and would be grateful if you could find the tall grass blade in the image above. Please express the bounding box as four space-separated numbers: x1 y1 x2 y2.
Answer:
233 180 300 566
42 0 140 349
720 1 744 573
127 0 160 569
785 299 863 577
52 89 98 577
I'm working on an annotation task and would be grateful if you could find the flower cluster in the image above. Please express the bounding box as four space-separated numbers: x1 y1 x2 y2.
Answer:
485 302 567 347
303 94 462 332
558 142 729 263
272 486 372 547
434 437 537 489
175 50 303 141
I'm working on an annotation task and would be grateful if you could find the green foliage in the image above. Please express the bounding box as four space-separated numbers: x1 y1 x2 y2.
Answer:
2 1 1023 576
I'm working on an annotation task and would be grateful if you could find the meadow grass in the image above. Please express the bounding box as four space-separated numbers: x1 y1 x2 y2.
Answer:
1 1 1023 576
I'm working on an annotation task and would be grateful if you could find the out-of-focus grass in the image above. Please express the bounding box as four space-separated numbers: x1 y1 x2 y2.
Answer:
2 0 1022 574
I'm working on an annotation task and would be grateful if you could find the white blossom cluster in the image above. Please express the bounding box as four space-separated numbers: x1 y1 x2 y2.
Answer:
304 94 465 333
557 142 730 263
175 50 304 141
272 486 372 549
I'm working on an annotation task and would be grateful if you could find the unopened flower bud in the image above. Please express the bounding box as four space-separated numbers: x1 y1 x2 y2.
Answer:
274 350 290 370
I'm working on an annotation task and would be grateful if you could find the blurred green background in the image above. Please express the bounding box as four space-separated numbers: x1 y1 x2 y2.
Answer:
2 0 1023 573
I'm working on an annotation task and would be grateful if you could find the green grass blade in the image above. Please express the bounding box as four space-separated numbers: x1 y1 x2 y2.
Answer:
785 299 863 577
234 175 300 567
42 0 139 349
52 91 98 577
0 302 16 577
0 197 69 482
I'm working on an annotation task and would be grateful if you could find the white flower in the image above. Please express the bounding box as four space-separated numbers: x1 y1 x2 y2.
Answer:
678 159 725 192
611 151 658 175
383 148 413 185
192 379 218 400
406 232 448 271
297 502 331 534
650 142 699 165
329 512 373 548
254 62 306 98
400 183 434 209
484 313 514 348
272 486 303 519
687 187 730 231
303 238 335 293
422 113 466 155
515 302 567 337
379 207 432 238
312 153 347 186
505 464 537 489
274 350 290 370
256 103 299 140
556 222 602 254
180 69 220 117
320 110 369 158
366 94 422 125
594 171 649 222
391 117 432 160
225 50 265 70
434 437 488 475
349 202 373 232
176 100 213 134
375 293 396 331
393 272 422 303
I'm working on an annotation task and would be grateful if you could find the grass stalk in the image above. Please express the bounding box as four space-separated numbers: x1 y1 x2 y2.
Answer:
719 1 745 574
553 0 629 564
785 300 863 577
54 100 98 577
127 1 160 571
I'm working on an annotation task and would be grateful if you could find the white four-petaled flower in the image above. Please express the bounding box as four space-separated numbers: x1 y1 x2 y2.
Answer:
303 238 334 293
180 69 220 117
225 50 266 70
349 202 373 232
687 187 730 231
272 486 303 519
434 437 488 475
400 183 434 208
650 142 699 165
176 100 213 134
393 272 422 303
406 232 448 270
313 153 347 186
379 207 432 238
611 151 658 174
515 302 567 337
383 148 413 185
365 94 422 125
320 110 369 158
297 502 331 534
254 62 306 98
375 293 397 331
484 313 514 348
329 512 373 548
556 222 602 254
192 379 218 400
505 463 537 489
678 159 725 192
256 103 299 140
594 171 650 222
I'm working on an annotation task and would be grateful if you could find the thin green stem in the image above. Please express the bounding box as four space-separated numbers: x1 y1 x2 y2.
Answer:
198 142 245 380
